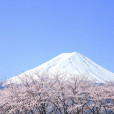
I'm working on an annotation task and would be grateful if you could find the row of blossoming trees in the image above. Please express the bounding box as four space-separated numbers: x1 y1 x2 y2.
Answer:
0 73 114 114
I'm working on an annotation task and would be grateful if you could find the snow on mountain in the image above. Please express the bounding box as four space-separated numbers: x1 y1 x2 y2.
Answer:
6 52 114 84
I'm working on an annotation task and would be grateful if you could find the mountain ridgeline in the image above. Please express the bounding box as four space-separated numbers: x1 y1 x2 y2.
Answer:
6 52 114 84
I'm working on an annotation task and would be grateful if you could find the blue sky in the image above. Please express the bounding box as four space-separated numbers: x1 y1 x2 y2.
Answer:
0 0 114 80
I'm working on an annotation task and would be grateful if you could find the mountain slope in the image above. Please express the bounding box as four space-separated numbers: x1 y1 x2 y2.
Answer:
6 52 114 83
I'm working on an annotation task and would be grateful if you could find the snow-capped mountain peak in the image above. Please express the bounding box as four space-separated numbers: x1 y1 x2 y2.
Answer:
6 52 114 84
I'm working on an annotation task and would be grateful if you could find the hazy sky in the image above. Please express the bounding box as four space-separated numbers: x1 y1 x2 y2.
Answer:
0 0 114 80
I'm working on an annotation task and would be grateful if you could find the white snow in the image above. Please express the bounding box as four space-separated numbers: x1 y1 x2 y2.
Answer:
6 52 114 84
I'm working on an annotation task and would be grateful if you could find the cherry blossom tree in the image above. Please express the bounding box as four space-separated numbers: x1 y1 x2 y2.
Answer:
0 73 113 114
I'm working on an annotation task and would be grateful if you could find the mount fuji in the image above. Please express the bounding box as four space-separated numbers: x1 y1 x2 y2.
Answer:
6 52 114 84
